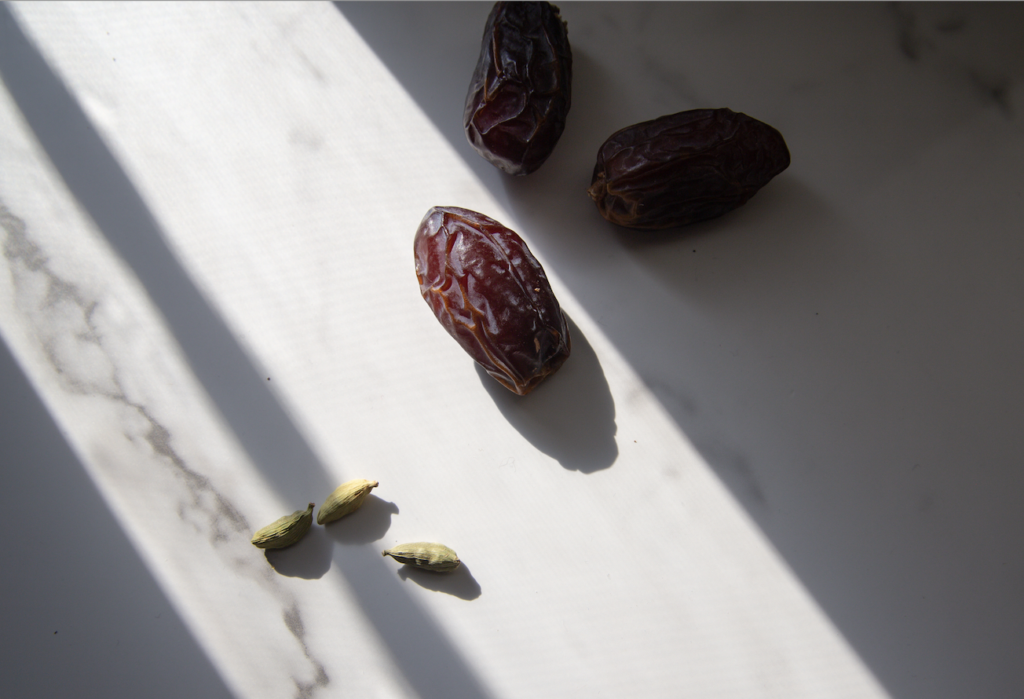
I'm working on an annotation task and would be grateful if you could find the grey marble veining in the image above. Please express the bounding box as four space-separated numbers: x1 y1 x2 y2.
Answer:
0 118 337 698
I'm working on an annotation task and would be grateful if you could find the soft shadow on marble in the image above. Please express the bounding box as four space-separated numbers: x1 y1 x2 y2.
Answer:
264 526 334 580
322 495 399 545
333 545 495 699
0 337 236 699
397 563 482 601
476 315 617 473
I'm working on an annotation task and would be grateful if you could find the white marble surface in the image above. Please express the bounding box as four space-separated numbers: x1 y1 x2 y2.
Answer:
1 3 1023 699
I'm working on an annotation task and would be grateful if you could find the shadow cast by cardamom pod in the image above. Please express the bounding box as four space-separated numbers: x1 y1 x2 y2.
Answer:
264 525 333 579
322 495 400 546
397 563 483 601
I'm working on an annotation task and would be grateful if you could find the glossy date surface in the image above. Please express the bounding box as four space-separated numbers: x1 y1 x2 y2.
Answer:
414 207 571 395
587 108 791 230
464 2 572 176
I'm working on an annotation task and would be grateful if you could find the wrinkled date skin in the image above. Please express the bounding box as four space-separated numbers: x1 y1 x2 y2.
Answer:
414 207 571 395
588 108 791 230
464 2 572 176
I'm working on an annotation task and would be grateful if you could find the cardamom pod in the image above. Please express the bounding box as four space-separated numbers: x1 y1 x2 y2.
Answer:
382 542 461 573
317 479 379 525
251 503 314 549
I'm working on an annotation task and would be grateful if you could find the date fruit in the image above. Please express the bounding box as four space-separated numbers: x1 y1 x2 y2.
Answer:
414 206 570 395
464 2 572 176
587 108 790 230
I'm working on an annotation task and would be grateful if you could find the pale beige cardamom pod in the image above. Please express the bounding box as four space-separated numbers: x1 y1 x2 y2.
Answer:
382 542 461 573
251 503 314 549
317 479 379 525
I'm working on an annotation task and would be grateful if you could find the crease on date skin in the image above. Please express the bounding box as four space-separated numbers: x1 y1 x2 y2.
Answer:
414 206 571 396
464 1 572 175
0 200 331 697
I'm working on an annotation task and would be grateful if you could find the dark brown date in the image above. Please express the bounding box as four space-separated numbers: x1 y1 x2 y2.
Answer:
587 108 791 230
414 207 571 395
464 2 572 176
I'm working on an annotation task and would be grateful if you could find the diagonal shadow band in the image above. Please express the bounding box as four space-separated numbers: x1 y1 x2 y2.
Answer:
0 4 327 508
0 7 494 699
0 334 236 699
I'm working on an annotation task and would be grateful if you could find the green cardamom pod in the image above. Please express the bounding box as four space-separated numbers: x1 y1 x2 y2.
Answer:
251 503 314 549
382 542 461 573
317 479 379 525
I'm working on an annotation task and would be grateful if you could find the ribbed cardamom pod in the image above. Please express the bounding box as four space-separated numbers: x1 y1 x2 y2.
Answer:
251 503 314 549
382 542 461 573
317 479 379 525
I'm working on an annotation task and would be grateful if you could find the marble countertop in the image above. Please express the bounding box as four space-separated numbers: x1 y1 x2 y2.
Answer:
2 3 1023 698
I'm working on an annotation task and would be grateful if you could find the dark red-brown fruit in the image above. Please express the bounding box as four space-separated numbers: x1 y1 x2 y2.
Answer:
414 206 571 395
588 108 790 229
464 2 572 176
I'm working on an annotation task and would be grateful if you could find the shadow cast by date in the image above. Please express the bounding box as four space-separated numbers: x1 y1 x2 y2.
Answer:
396 563 482 601
477 314 617 473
